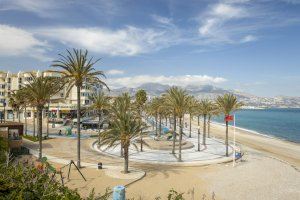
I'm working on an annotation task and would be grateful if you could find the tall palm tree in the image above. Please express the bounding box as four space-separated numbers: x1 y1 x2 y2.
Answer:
23 74 63 160
207 104 220 138
134 89 147 151
52 49 108 167
100 93 146 173
187 96 197 138
9 90 24 122
164 87 189 161
198 99 214 145
89 92 111 144
216 94 243 156
149 97 163 137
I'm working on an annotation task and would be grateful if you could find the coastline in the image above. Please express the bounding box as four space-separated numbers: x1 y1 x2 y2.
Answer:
211 120 300 145
21 119 300 199
202 119 300 167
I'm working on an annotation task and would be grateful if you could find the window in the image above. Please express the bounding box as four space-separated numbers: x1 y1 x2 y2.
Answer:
85 100 89 105
0 84 5 89
7 78 11 83
18 78 22 83
81 92 90 97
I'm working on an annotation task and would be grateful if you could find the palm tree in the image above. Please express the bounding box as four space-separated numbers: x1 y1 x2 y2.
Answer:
89 92 111 144
23 74 63 160
216 94 243 156
134 89 147 151
196 109 201 151
207 104 220 138
164 87 189 161
8 90 24 122
198 99 214 145
187 96 197 138
149 97 163 137
52 49 108 167
100 93 146 173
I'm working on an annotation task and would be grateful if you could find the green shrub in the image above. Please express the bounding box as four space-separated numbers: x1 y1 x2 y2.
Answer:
22 135 39 142
0 163 81 199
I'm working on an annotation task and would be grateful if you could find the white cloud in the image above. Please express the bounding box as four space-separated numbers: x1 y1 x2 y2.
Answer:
151 14 173 25
106 69 125 75
241 35 257 43
107 75 227 88
198 2 250 43
212 3 245 19
0 24 51 61
0 0 60 18
35 26 180 56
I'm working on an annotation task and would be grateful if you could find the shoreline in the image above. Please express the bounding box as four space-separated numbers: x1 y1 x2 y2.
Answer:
187 115 300 168
211 120 300 145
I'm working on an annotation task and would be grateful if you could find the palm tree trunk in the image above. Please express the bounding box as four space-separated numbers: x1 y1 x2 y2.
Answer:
202 114 207 145
155 114 158 136
140 111 143 152
124 146 129 174
98 112 101 145
18 109 20 123
172 114 177 154
197 115 200 151
13 111 15 121
76 86 81 167
189 113 192 138
208 115 211 138
158 115 162 137
33 110 36 137
120 144 124 157
178 117 183 162
46 102 50 138
24 106 27 135
37 106 43 160
165 117 167 127
226 120 229 157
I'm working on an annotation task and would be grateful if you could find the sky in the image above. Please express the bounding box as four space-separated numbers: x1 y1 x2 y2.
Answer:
0 0 300 97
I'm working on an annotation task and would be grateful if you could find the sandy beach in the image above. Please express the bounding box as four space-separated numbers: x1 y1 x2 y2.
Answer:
22 118 300 199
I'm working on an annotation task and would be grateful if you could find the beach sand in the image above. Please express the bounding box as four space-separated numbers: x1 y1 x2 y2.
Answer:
21 118 300 199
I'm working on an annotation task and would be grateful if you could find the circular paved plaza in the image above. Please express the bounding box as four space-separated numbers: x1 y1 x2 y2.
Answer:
93 126 233 165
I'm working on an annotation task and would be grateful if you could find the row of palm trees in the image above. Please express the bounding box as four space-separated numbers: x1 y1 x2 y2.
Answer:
7 49 108 168
146 87 243 160
93 88 242 171
6 48 242 171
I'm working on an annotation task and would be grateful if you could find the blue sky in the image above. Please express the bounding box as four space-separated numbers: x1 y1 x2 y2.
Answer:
0 0 300 97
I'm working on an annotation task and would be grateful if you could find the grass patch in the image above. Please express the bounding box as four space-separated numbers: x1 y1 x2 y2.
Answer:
90 134 99 138
22 135 39 142
22 135 52 142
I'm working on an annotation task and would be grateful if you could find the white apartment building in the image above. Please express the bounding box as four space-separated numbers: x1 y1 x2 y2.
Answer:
0 70 99 121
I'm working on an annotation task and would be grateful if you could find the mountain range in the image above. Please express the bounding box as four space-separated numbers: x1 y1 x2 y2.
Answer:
109 83 300 108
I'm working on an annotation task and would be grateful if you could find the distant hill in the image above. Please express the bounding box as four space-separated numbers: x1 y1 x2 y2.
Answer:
108 83 300 108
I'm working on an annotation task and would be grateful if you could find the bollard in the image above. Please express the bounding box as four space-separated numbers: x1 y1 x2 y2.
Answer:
113 185 125 200
97 162 102 169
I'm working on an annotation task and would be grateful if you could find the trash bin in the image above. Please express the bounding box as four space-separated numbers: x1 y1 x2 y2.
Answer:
97 162 102 169
113 185 125 200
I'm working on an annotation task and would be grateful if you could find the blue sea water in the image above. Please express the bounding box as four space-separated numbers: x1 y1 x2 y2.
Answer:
213 108 300 143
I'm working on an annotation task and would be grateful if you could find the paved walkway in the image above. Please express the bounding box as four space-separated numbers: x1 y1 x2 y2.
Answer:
95 123 233 165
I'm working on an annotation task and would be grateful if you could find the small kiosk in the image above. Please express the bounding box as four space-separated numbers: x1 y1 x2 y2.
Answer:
0 122 24 150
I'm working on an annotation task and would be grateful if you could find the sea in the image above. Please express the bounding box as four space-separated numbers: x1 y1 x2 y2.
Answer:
213 108 300 143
